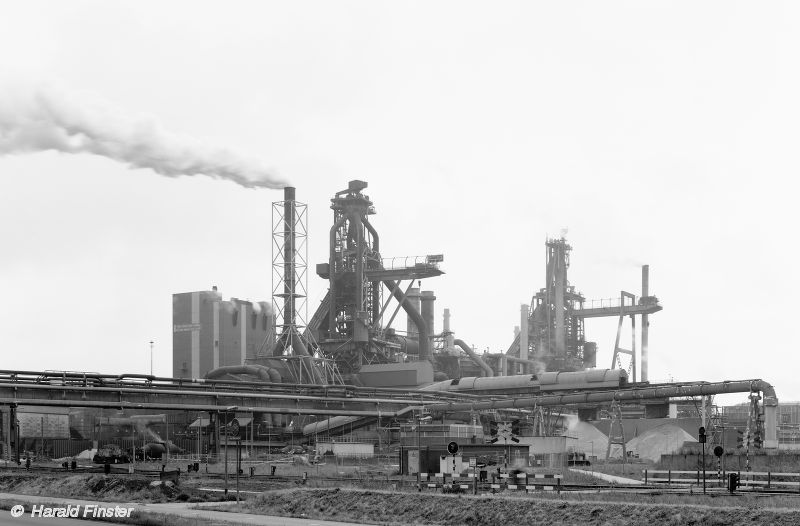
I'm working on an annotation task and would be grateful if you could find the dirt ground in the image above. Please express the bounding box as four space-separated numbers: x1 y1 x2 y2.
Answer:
6 471 800 525
0 473 220 503
212 488 800 526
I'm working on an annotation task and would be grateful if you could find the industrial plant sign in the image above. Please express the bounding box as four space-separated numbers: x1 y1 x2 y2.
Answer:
173 323 202 333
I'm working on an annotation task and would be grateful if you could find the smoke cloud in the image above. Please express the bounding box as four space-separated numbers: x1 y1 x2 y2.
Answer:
0 82 287 189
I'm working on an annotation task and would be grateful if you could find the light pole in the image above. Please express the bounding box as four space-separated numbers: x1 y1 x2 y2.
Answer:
149 341 154 376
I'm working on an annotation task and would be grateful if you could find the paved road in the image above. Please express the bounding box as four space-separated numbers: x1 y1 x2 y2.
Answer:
0 513 98 526
570 468 644 485
0 493 370 526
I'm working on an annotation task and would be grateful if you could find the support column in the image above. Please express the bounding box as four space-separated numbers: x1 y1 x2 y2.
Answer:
641 265 650 383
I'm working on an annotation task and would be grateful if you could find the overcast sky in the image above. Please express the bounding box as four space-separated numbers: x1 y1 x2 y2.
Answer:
1 1 798 403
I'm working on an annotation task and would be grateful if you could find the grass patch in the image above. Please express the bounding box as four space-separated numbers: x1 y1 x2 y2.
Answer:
204 487 800 526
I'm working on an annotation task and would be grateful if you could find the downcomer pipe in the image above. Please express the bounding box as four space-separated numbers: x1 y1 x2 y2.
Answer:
363 217 381 323
454 339 493 377
384 279 431 361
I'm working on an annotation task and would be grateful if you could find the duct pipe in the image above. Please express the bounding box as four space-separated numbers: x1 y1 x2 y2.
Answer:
363 218 381 323
421 291 436 350
454 339 493 377
387 334 420 355
520 304 529 375
0 397 419 418
351 212 365 320
205 365 281 382
642 265 649 383
554 249 566 356
384 280 431 361
327 214 348 335
406 288 421 337
429 379 779 449
504 355 541 372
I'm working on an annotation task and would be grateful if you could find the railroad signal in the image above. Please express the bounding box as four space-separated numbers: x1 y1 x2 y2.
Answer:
447 441 459 455
713 445 724 457
698 426 706 444
736 429 744 448
490 420 521 444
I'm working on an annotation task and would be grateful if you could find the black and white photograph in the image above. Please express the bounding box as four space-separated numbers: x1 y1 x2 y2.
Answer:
1 2 799 525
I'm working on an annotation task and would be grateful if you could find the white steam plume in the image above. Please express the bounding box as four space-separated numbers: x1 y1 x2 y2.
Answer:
0 82 287 189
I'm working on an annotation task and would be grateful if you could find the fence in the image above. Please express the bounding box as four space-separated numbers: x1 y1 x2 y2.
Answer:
644 469 800 491
419 472 562 493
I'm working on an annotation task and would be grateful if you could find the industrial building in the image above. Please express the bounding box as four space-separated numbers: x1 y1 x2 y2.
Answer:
172 288 274 379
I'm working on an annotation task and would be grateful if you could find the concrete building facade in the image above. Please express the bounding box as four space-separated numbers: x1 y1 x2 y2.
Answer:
172 288 274 379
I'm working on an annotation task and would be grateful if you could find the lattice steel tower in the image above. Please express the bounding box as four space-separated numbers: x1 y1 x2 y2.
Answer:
271 187 325 383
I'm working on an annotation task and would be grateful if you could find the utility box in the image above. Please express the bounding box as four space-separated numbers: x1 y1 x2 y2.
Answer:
439 454 464 474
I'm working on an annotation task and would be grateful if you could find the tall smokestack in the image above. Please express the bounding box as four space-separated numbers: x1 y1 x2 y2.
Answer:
443 308 454 353
641 264 650 382
421 291 436 349
283 187 296 329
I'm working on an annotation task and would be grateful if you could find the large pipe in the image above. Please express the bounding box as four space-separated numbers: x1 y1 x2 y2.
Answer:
352 212 365 321
430 379 779 449
554 246 566 356
205 364 281 383
384 280 430 361
0 397 418 418
520 304 529 375
642 265 649 383
454 339 493 377
504 355 541 370
406 288 421 337
363 217 381 323
327 214 347 335
420 291 435 350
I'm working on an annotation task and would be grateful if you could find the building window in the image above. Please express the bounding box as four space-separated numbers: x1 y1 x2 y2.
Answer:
251 312 257 330
232 310 239 326
262 314 268 331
